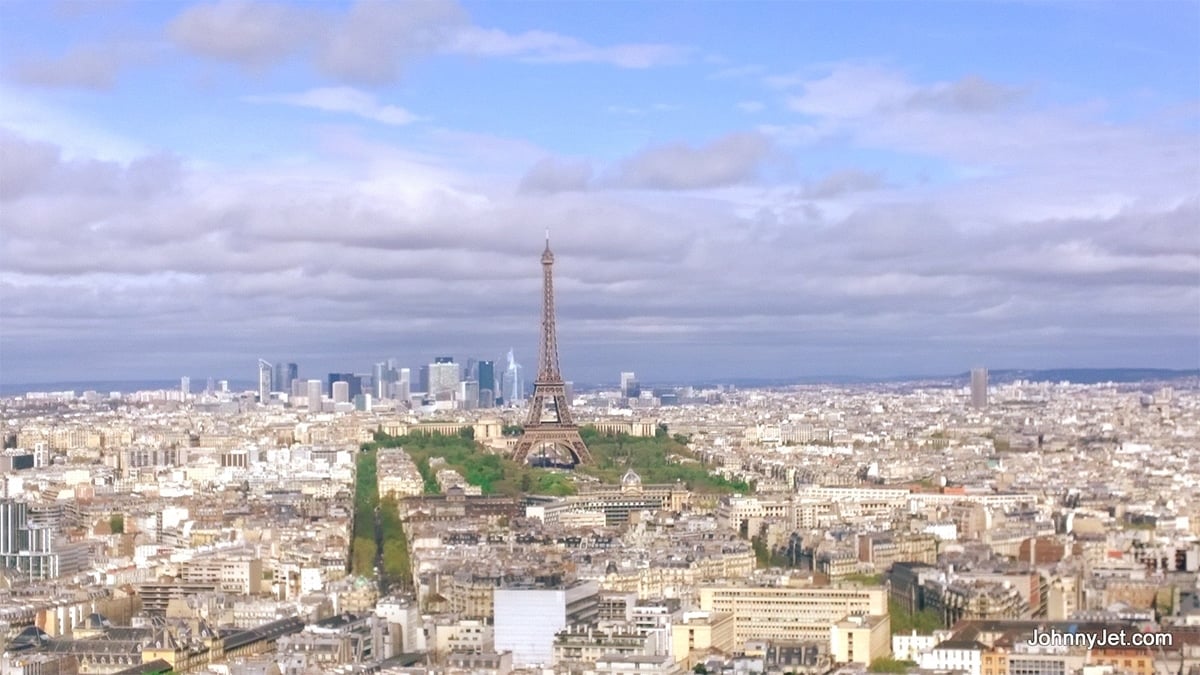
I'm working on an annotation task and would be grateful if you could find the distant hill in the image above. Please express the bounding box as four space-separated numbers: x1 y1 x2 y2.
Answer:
628 367 1199 389
968 368 1199 385
0 379 256 396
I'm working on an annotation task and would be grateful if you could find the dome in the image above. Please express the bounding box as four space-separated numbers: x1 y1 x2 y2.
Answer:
621 469 642 487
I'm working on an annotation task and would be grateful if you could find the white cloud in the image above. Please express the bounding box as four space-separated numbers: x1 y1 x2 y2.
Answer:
445 26 687 68
608 132 774 190
710 64 766 80
0 85 145 160
168 0 321 67
786 63 917 118
245 87 421 126
736 101 765 113
165 0 686 84
518 157 592 194
9 44 153 90
605 103 680 116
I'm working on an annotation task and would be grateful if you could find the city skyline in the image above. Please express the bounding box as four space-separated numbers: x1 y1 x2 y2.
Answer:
1 1 1198 384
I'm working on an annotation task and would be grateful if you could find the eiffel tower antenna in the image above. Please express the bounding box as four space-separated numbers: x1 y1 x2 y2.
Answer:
512 235 592 466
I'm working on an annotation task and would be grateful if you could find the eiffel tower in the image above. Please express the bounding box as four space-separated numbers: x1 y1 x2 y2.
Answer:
511 235 593 466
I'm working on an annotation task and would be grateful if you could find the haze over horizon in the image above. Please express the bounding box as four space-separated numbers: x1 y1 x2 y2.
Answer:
0 1 1197 385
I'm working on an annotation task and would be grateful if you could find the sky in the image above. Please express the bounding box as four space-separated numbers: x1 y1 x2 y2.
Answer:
0 0 1197 386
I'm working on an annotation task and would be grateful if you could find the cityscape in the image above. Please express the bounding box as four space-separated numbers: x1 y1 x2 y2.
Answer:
1 2 1198 675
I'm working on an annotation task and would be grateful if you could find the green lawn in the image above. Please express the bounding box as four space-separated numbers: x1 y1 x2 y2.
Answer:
576 426 751 494
363 425 752 499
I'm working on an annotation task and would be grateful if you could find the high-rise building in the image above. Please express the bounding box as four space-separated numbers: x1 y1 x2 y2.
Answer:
332 381 350 404
478 360 495 407
502 349 524 404
327 373 361 399
307 379 323 412
273 362 298 393
460 381 480 411
971 368 989 409
397 368 411 401
258 359 273 403
272 361 286 392
418 365 430 394
180 376 191 398
620 372 636 398
429 360 460 401
373 362 387 399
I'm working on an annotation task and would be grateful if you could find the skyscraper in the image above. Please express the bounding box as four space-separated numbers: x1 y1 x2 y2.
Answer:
272 361 286 392
327 373 360 398
273 361 298 393
970 367 989 409
460 381 480 410
180 376 191 398
307 379 323 412
418 365 430 394
332 381 350 404
502 349 524 405
478 360 495 407
398 368 411 402
373 362 387 399
258 359 273 403
429 359 460 401
620 372 636 398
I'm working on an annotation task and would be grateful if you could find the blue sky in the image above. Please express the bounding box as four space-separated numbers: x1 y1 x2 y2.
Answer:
0 0 1197 385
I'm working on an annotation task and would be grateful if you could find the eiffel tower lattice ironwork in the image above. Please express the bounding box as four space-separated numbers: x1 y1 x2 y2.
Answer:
512 235 593 466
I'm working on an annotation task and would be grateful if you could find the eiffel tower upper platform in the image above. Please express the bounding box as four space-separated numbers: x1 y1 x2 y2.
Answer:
511 236 593 466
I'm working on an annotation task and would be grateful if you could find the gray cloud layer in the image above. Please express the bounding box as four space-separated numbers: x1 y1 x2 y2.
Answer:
1 111 1195 383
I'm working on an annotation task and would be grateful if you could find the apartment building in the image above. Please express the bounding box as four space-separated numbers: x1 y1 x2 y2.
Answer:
697 585 887 647
180 556 263 595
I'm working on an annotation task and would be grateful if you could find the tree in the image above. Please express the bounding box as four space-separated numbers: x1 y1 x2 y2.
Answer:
351 536 374 576
459 426 475 441
109 513 124 535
